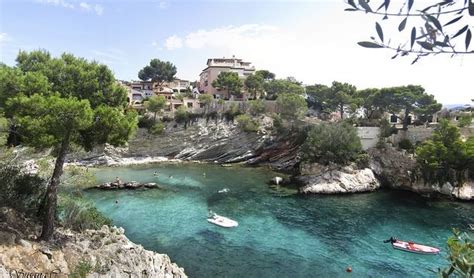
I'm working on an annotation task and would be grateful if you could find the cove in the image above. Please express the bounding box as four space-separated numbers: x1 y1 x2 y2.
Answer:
84 163 474 278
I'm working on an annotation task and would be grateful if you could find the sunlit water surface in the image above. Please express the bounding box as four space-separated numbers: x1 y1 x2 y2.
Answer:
84 163 474 278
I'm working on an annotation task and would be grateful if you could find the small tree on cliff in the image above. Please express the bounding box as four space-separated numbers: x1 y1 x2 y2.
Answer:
144 95 166 122
5 50 138 240
415 120 473 185
302 122 362 165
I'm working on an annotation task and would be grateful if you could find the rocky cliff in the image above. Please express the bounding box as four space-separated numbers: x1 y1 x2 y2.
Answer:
72 118 300 172
297 163 380 194
368 147 473 200
0 207 186 277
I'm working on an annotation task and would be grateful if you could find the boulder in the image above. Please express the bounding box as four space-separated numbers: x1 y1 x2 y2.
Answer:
298 163 380 194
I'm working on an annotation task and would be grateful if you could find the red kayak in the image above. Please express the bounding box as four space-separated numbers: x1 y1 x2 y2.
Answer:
388 239 440 255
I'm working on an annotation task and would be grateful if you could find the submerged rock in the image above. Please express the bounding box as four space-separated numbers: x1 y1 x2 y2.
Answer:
297 163 380 194
0 207 187 277
94 182 162 190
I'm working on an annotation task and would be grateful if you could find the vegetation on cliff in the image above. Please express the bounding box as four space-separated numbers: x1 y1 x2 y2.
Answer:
0 50 138 240
416 120 474 186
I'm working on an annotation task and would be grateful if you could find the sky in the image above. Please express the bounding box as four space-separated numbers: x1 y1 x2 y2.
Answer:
0 0 473 105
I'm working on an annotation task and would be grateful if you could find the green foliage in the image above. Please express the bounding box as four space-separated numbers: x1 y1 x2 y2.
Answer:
235 114 260 132
223 103 241 122
458 114 472 128
302 122 362 165
138 115 155 129
15 50 127 108
347 1 474 63
326 81 357 119
61 166 97 191
198 94 213 105
305 84 330 114
354 88 387 120
174 106 190 124
398 139 414 153
0 114 7 146
264 79 304 100
355 153 370 169
150 121 165 135
70 259 93 278
198 94 213 114
138 58 177 86
244 74 264 99
144 95 167 121
416 120 473 185
5 50 138 240
7 94 94 149
212 72 243 98
276 93 307 120
272 114 284 133
80 106 138 151
255 69 275 81
381 85 441 129
439 229 474 277
58 194 112 232
0 66 51 110
248 99 265 116
0 163 47 217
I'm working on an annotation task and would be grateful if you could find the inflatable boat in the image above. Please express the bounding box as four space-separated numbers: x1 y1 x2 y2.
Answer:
385 237 440 255
207 214 238 228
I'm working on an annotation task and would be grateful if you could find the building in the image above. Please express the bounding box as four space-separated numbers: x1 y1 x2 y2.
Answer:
164 78 191 94
199 56 255 100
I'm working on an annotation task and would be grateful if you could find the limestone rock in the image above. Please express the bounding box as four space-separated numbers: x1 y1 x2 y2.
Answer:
298 163 380 194
0 207 187 278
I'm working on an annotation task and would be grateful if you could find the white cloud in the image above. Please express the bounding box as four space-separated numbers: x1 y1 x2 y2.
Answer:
37 0 103 15
36 0 74 9
79 2 104 15
0 33 10 44
158 1 168 9
164 35 183 50
92 49 125 65
183 24 278 50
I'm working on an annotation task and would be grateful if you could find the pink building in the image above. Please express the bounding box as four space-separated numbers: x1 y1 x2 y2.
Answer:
199 56 255 100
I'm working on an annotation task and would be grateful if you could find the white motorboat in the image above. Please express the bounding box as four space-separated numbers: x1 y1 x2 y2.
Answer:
207 213 238 228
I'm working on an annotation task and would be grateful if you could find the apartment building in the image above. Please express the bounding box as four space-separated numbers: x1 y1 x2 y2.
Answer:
199 56 255 99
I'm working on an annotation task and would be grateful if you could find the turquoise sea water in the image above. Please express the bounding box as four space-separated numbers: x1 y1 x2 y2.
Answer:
85 163 474 278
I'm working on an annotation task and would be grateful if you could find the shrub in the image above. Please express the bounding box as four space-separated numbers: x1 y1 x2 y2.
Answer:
236 114 259 132
149 121 165 135
276 93 307 120
302 122 362 165
70 259 93 278
272 114 284 133
137 115 154 129
58 195 112 232
398 139 414 152
224 103 241 122
415 120 473 185
174 106 190 128
0 163 46 217
248 99 265 116
458 114 472 128
355 153 370 168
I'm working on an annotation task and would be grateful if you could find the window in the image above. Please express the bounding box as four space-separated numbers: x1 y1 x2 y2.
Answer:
390 115 397 123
